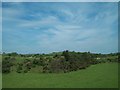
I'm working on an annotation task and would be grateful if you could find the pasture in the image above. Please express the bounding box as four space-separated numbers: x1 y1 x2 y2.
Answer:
2 63 118 88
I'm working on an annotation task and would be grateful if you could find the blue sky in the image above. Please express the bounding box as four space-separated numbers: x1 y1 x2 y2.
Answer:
2 2 118 54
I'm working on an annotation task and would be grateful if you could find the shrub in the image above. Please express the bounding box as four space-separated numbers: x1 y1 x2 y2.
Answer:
16 64 22 73
2 58 13 73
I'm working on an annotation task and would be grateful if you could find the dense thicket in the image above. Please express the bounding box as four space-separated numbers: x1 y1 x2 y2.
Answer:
2 51 118 74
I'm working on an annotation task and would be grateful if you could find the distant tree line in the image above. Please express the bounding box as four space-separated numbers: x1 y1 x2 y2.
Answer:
2 50 119 74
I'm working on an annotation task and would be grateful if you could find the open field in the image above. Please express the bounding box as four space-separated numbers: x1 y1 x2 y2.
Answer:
2 63 118 88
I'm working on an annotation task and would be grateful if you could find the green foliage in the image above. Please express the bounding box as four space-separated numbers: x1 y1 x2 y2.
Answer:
16 63 23 73
23 69 28 73
2 51 118 74
2 57 14 73
33 57 45 66
62 50 92 72
7 52 18 57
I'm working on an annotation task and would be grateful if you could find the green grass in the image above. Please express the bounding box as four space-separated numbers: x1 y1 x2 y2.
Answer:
3 63 118 88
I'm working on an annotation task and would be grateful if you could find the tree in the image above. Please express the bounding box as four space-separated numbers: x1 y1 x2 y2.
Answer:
2 58 13 73
62 50 70 61
7 52 18 57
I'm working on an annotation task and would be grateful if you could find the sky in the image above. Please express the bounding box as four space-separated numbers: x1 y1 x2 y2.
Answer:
1 0 119 2
2 2 118 54
0 2 1 54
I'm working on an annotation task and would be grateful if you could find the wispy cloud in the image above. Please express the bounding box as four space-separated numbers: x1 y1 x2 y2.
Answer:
2 2 118 54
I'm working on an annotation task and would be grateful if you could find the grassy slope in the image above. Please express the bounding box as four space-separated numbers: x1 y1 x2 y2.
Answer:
2 63 118 88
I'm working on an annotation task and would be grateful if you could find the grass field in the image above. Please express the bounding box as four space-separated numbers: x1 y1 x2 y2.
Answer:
2 63 118 88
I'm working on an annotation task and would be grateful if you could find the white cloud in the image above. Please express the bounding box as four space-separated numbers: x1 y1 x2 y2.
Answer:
2 2 118 53
18 16 60 28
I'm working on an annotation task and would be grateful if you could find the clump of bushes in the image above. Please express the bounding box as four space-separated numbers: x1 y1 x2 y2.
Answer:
2 51 118 74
